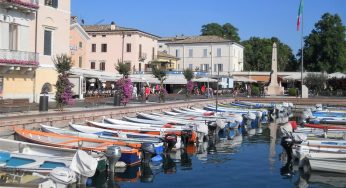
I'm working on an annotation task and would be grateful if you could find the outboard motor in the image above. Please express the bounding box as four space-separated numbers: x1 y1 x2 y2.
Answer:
181 130 192 148
105 146 122 173
141 143 155 163
280 136 294 162
164 134 177 153
207 121 218 134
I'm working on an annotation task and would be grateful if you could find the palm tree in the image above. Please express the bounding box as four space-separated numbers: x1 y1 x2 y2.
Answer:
152 61 167 102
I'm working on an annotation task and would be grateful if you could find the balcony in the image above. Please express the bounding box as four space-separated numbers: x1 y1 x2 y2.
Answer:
0 0 39 12
138 53 147 61
0 49 39 67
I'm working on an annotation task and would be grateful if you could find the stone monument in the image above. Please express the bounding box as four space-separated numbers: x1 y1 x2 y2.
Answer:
267 42 284 96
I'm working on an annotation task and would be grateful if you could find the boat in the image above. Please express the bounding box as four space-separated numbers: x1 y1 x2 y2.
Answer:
122 116 164 125
303 123 346 130
307 157 346 173
14 128 142 166
0 138 105 173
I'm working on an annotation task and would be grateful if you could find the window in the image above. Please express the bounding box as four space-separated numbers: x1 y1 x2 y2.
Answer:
152 47 155 60
175 49 180 57
203 49 208 57
102 35 106 37
9 24 18 50
44 30 52 55
101 44 107 52
126 43 131 52
217 48 221 57
139 44 142 58
78 56 82 68
92 35 96 37
214 64 223 72
100 62 105 71
189 64 193 69
201 64 209 72
45 0 58 8
91 44 96 52
188 49 193 57
79 42 82 48
90 61 95 69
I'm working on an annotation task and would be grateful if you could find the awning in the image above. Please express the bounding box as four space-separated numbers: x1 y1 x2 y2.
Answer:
328 72 346 79
70 68 121 81
192 77 218 82
232 76 257 83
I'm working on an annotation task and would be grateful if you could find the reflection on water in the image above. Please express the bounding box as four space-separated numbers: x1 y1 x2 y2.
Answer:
3 124 346 188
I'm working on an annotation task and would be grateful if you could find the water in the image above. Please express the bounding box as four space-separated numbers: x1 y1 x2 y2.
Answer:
87 123 346 188
1 123 345 187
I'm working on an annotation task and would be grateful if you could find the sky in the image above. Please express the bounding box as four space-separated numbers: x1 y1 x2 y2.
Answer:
71 0 346 54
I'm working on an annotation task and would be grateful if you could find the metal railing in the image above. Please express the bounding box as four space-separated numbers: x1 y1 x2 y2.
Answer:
0 49 39 66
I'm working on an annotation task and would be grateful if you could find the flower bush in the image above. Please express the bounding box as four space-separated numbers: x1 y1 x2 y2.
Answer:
186 80 195 100
115 78 133 105
0 59 39 66
7 0 39 9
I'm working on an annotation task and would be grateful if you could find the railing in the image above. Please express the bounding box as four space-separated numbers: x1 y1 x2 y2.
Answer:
139 53 147 61
0 49 39 66
1 0 39 9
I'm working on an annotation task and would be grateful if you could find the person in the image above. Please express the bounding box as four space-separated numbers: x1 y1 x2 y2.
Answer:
155 84 160 95
201 85 206 95
145 86 151 102
132 85 138 100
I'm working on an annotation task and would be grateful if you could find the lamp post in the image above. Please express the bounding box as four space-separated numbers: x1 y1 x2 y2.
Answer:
216 66 219 113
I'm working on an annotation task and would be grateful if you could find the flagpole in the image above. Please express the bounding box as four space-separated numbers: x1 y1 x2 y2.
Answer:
300 0 304 98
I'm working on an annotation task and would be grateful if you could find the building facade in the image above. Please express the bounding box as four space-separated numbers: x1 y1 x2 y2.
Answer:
162 36 244 76
0 0 39 101
0 0 71 102
83 22 159 74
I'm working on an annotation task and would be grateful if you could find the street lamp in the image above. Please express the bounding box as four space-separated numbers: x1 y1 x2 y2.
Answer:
216 66 219 113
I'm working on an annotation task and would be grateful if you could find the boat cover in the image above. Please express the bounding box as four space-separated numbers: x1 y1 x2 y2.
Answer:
69 150 98 177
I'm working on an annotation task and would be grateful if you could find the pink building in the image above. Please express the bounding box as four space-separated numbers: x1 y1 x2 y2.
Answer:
83 22 159 74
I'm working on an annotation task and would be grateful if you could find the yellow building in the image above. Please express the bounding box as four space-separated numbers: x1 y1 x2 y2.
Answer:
154 51 179 71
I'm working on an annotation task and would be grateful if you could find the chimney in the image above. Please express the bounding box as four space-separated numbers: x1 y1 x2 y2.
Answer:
111 21 116 30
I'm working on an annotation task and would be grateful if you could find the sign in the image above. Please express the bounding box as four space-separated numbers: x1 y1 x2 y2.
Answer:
221 77 234 89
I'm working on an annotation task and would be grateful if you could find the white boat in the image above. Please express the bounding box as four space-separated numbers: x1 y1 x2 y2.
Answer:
308 157 346 173
122 116 164 125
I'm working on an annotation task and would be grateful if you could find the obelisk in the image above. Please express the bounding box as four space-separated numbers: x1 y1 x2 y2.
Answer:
267 42 284 95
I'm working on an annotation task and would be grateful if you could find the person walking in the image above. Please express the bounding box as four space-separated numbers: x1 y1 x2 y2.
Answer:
145 86 151 102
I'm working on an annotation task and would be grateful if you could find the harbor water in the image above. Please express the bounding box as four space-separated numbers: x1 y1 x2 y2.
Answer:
86 123 346 188
1 122 345 187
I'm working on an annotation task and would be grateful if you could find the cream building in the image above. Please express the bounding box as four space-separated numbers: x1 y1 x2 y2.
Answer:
83 22 159 74
0 0 70 102
161 35 244 76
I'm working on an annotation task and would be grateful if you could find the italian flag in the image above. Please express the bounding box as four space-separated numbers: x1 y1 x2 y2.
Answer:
297 0 304 31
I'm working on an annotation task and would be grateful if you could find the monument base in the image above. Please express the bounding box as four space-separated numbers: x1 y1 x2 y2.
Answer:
301 85 309 98
267 85 284 96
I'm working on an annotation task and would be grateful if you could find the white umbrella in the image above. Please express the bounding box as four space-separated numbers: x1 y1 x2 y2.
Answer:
192 77 218 82
232 76 257 83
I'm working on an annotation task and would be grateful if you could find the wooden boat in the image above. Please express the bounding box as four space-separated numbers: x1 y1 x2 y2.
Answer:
14 128 142 166
87 121 197 143
0 138 104 172
122 116 164 125
304 123 346 130
70 123 182 150
0 150 72 172
307 157 346 173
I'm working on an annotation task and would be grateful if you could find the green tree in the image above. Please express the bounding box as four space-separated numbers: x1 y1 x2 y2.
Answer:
242 37 297 71
201 23 240 42
299 13 346 73
183 68 195 100
115 60 131 77
152 61 167 102
53 54 74 111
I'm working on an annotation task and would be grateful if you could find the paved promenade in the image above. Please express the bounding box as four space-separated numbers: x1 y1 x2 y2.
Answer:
1 95 346 138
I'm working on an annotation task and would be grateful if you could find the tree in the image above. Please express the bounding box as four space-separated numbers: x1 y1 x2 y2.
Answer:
201 23 240 42
242 37 297 71
115 60 131 77
114 61 132 106
53 54 74 111
183 68 195 100
298 13 346 73
152 61 167 102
